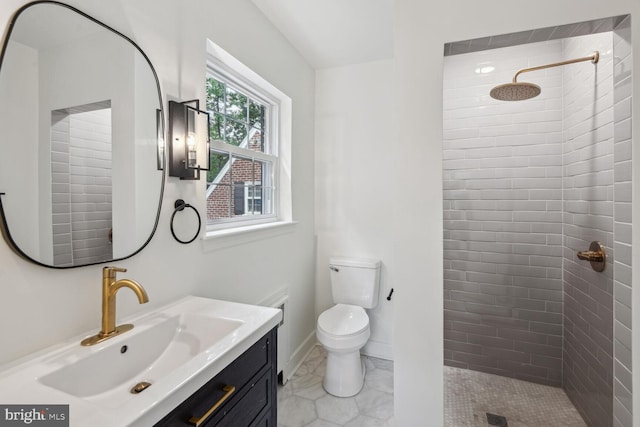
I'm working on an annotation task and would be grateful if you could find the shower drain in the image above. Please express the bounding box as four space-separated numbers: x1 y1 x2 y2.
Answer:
486 413 508 427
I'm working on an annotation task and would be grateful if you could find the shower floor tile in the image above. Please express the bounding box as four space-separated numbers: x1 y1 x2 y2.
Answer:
444 366 587 427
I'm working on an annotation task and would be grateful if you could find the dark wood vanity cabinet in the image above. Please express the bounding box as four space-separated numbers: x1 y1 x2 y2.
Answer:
155 328 277 427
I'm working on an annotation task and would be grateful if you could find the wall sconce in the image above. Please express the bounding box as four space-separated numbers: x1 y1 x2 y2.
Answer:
168 100 210 180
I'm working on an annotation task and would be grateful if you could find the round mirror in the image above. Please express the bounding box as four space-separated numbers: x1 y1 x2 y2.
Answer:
0 1 164 268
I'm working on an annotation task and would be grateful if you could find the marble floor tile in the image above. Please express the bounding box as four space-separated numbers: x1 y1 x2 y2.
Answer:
278 395 318 427
315 394 360 424
277 346 394 427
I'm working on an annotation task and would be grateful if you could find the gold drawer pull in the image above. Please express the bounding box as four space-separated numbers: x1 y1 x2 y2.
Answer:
188 385 236 427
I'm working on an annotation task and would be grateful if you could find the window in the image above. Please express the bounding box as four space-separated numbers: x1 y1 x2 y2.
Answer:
205 40 291 233
205 77 274 222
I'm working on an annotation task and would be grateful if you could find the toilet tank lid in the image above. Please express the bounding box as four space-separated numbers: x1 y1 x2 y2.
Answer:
329 257 380 269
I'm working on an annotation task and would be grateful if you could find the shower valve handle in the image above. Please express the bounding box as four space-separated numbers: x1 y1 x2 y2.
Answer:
576 241 606 272
576 250 604 262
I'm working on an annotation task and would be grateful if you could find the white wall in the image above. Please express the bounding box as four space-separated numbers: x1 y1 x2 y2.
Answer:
315 59 394 359
0 41 39 257
133 52 163 247
0 0 316 388
394 1 640 426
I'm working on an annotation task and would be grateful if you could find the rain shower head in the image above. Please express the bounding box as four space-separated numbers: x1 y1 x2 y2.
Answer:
490 82 541 101
490 51 599 101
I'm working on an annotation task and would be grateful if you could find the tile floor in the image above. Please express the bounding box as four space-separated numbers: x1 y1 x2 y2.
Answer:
278 349 587 427
444 366 587 427
277 346 395 427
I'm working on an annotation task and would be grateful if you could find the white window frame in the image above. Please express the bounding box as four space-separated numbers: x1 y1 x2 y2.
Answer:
205 40 292 235
244 181 262 215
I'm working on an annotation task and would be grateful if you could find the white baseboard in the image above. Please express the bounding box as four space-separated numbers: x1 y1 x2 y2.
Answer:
282 329 317 383
362 339 393 361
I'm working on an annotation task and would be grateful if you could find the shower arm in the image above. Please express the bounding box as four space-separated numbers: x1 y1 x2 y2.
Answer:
512 52 600 83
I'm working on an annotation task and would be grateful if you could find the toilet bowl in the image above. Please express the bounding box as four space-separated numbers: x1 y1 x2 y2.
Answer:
317 304 370 397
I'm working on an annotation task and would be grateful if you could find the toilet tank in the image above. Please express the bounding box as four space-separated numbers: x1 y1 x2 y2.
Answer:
329 257 381 309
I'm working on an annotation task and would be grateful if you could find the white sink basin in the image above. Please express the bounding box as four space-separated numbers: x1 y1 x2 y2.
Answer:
39 313 243 397
0 296 282 427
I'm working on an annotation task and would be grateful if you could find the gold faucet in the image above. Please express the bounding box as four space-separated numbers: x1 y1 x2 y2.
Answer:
81 267 149 346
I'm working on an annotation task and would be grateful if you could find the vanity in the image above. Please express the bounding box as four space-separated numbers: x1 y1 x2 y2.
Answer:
154 327 277 426
0 296 281 426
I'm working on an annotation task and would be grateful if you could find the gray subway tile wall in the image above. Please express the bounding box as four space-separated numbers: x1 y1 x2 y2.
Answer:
445 22 633 427
443 16 627 57
443 40 565 386
50 107 113 266
561 32 614 427
68 108 113 265
612 15 633 427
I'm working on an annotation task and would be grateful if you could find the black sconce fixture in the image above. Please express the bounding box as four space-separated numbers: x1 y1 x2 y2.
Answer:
168 100 211 180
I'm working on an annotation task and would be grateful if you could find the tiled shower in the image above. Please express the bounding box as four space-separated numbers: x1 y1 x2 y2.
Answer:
51 106 113 266
443 17 632 427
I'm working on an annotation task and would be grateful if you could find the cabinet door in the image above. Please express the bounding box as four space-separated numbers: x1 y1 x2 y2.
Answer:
214 369 273 427
155 329 276 427
249 411 272 427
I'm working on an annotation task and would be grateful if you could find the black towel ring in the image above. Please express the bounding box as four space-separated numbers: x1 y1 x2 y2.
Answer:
170 199 201 244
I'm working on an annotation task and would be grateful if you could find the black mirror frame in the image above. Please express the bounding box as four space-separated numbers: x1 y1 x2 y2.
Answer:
0 0 165 269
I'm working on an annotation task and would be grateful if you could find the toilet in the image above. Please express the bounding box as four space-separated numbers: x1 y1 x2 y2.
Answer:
316 256 381 397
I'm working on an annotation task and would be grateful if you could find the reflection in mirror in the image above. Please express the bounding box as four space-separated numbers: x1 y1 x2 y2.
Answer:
0 2 164 268
51 102 113 265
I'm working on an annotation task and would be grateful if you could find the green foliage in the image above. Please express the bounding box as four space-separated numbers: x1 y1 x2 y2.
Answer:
206 78 224 113
207 151 229 184
205 76 268 183
206 76 266 147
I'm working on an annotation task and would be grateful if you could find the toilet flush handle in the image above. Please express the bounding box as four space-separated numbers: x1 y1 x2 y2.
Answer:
329 266 339 272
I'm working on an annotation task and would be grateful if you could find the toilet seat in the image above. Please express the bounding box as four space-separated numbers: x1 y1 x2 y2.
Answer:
317 304 370 353
318 304 369 337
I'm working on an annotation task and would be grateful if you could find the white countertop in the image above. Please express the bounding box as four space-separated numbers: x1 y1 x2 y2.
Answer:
0 296 282 426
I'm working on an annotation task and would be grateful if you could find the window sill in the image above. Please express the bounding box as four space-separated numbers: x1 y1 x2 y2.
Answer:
201 220 298 252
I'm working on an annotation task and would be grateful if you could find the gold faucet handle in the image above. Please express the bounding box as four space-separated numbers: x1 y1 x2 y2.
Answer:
103 266 127 278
